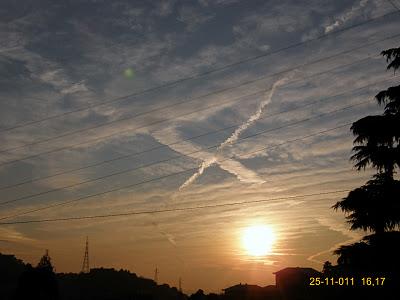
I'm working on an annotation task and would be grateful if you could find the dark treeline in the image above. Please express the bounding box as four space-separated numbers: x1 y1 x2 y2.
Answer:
1 251 400 300
0 252 184 300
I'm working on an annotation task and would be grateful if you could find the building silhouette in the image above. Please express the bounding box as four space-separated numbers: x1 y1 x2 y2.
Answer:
274 267 321 300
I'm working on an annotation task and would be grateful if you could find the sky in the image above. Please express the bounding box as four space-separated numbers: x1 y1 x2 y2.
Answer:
0 0 400 294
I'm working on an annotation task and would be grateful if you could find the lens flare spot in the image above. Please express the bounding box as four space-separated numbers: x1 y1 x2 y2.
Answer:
124 68 135 79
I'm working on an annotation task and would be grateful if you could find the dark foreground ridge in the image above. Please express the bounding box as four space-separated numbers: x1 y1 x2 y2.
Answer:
1 250 399 300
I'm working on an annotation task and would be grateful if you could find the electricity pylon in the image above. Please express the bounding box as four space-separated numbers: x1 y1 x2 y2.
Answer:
81 236 90 273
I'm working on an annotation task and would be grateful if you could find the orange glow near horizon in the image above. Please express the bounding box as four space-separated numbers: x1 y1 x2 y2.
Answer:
241 225 276 257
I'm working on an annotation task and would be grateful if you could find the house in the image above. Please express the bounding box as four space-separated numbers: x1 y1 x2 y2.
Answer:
274 267 321 300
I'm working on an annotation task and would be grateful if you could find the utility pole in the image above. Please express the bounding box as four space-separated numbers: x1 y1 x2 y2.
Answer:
81 236 90 273
154 267 159 284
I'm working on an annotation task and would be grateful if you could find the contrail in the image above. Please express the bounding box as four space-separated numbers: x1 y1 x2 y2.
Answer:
307 217 362 264
179 75 294 190
216 76 292 151
178 157 217 190
151 221 177 246
155 75 295 273
150 221 185 273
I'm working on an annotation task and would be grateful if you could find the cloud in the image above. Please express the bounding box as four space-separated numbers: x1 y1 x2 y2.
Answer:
199 0 240 7
0 227 37 244
218 159 263 184
60 82 89 94
307 216 363 264
232 1 316 48
38 69 90 95
151 221 177 246
177 4 214 32
153 0 176 16
151 124 265 191
178 74 296 190
324 0 369 33
179 156 217 190
217 75 295 150
0 1 399 290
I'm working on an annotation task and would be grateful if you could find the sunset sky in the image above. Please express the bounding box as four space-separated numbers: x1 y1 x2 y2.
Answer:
0 0 400 294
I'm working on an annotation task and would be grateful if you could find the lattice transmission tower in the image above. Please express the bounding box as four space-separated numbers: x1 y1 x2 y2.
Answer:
81 236 90 273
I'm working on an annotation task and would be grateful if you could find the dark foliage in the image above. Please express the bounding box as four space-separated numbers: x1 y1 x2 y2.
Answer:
321 261 333 274
375 85 400 115
333 174 400 232
189 289 206 300
0 254 26 300
332 46 400 276
335 46 400 234
381 47 400 72
2 252 400 300
350 47 400 176
37 250 54 272
57 268 184 300
12 251 59 300
14 264 59 300
334 231 400 271
350 115 400 172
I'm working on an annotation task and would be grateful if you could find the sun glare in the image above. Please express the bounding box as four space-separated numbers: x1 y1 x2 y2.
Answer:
242 225 275 257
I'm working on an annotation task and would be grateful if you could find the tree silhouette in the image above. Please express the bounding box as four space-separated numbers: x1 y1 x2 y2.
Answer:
330 46 400 276
333 173 400 233
189 289 206 300
14 250 58 300
333 231 400 271
37 249 54 272
322 261 333 274
334 46 400 235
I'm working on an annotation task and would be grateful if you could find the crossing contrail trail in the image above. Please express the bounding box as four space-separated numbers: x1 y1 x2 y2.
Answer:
178 157 217 190
179 74 294 190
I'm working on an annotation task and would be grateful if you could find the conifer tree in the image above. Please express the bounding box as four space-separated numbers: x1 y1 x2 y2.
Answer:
334 46 400 234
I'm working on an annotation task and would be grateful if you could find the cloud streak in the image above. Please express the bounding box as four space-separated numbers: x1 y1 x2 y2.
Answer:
151 221 177 246
307 216 362 264
324 0 369 33
0 227 37 244
179 74 295 190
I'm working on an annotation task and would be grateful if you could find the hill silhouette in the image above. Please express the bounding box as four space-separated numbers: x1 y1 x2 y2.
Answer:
2 252 400 300
0 252 185 300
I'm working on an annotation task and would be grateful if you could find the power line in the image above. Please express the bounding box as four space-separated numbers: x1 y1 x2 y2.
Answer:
0 83 386 206
0 86 377 206
0 64 396 196
0 121 357 221
0 73 395 193
0 45 398 169
386 0 400 12
1 33 398 155
0 10 398 134
0 189 351 225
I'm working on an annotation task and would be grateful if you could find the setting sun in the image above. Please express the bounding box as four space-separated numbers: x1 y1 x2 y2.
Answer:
242 225 276 257
3 0 400 297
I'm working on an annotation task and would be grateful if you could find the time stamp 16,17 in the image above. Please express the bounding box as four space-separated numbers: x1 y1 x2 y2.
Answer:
309 277 386 287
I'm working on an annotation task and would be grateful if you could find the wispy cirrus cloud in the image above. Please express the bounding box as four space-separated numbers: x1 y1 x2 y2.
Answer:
307 216 363 264
324 0 370 33
177 75 294 190
0 0 399 292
